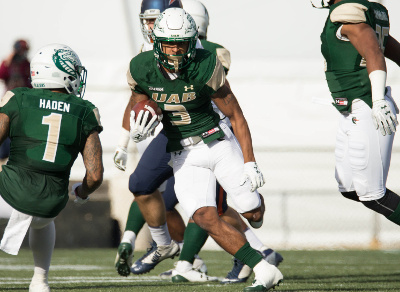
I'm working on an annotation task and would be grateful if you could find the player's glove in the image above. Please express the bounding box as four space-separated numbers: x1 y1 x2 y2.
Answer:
239 162 265 192
372 99 398 136
71 183 90 205
113 146 128 171
130 110 162 143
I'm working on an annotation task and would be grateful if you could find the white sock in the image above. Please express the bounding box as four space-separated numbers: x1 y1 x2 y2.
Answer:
178 241 184 251
121 230 136 249
244 227 265 251
148 223 171 246
175 260 192 273
29 221 55 279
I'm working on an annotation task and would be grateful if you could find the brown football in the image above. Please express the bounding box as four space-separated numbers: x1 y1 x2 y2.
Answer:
132 99 162 125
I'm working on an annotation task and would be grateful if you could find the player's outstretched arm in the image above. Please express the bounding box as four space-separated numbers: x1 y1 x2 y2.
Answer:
0 113 10 145
77 131 104 199
384 35 400 67
212 80 264 191
212 80 255 163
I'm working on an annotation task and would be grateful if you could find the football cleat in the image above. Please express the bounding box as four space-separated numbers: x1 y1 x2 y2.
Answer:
171 269 219 283
243 261 283 291
221 249 283 285
220 258 252 284
29 275 50 292
262 249 283 267
193 256 208 273
131 240 180 274
115 242 133 277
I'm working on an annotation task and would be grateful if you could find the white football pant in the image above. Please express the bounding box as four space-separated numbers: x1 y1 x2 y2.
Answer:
335 93 397 201
172 122 261 218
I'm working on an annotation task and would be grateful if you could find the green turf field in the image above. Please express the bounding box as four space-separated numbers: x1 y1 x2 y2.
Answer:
1 248 400 291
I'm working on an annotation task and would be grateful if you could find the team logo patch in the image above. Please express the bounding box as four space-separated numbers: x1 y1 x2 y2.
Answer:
201 127 220 138
52 49 79 78
184 85 194 91
352 117 359 124
335 98 348 106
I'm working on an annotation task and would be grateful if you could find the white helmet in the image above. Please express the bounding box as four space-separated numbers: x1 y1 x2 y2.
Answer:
30 44 87 97
181 0 209 38
152 8 198 72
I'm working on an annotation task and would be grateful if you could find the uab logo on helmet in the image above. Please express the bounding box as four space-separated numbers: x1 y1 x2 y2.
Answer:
52 49 78 78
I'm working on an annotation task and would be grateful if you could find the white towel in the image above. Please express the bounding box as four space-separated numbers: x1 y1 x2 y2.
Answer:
0 209 32 255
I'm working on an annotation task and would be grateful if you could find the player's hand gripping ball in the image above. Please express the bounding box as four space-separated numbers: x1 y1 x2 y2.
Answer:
130 100 163 142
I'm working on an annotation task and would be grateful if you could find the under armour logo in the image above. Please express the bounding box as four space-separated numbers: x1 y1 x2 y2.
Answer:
184 85 194 91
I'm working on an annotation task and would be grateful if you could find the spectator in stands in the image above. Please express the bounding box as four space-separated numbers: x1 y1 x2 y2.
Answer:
0 39 32 168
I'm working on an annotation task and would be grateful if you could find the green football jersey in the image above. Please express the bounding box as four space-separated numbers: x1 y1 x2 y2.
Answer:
127 49 226 152
320 0 389 112
200 39 231 75
0 87 102 217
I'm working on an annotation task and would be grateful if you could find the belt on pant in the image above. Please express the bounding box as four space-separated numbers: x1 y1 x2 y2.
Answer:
180 135 202 147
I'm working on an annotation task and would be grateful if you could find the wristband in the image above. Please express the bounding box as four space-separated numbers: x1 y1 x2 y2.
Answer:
118 128 130 148
369 70 387 103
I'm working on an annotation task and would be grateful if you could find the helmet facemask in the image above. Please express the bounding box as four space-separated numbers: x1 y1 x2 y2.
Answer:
153 37 197 72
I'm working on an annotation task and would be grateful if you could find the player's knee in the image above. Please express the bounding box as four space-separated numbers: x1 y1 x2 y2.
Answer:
341 191 359 202
192 206 219 231
128 173 156 195
30 217 54 229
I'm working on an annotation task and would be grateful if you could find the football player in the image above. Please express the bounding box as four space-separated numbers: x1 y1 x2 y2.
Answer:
0 44 103 292
168 0 284 284
317 0 400 229
125 8 283 291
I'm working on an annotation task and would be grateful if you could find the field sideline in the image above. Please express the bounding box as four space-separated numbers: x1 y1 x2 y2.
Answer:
1 249 400 291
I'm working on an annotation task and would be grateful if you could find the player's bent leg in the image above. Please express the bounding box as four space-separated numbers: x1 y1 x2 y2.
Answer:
362 189 400 225
166 209 185 243
240 193 265 229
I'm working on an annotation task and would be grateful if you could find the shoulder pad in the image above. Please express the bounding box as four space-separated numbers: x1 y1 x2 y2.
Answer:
92 107 102 126
330 3 368 24
216 48 231 71
0 91 15 107
206 55 226 92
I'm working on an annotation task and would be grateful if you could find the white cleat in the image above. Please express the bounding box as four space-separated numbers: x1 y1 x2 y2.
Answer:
171 269 219 283
29 277 50 292
244 260 283 291
192 256 208 273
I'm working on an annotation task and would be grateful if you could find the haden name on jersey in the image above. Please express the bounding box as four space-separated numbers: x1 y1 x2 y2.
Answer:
39 98 70 113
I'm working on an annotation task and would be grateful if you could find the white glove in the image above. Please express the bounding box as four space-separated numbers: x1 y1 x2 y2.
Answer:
113 146 128 171
372 99 398 136
130 110 161 143
71 183 90 205
239 162 265 192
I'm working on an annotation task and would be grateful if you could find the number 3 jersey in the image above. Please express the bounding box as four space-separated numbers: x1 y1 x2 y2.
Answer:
320 0 389 112
0 88 102 217
127 49 226 152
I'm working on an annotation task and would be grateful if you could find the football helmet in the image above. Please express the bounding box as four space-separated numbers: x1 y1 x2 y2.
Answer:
310 0 334 8
181 0 209 38
152 8 198 72
140 0 183 44
30 44 87 97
